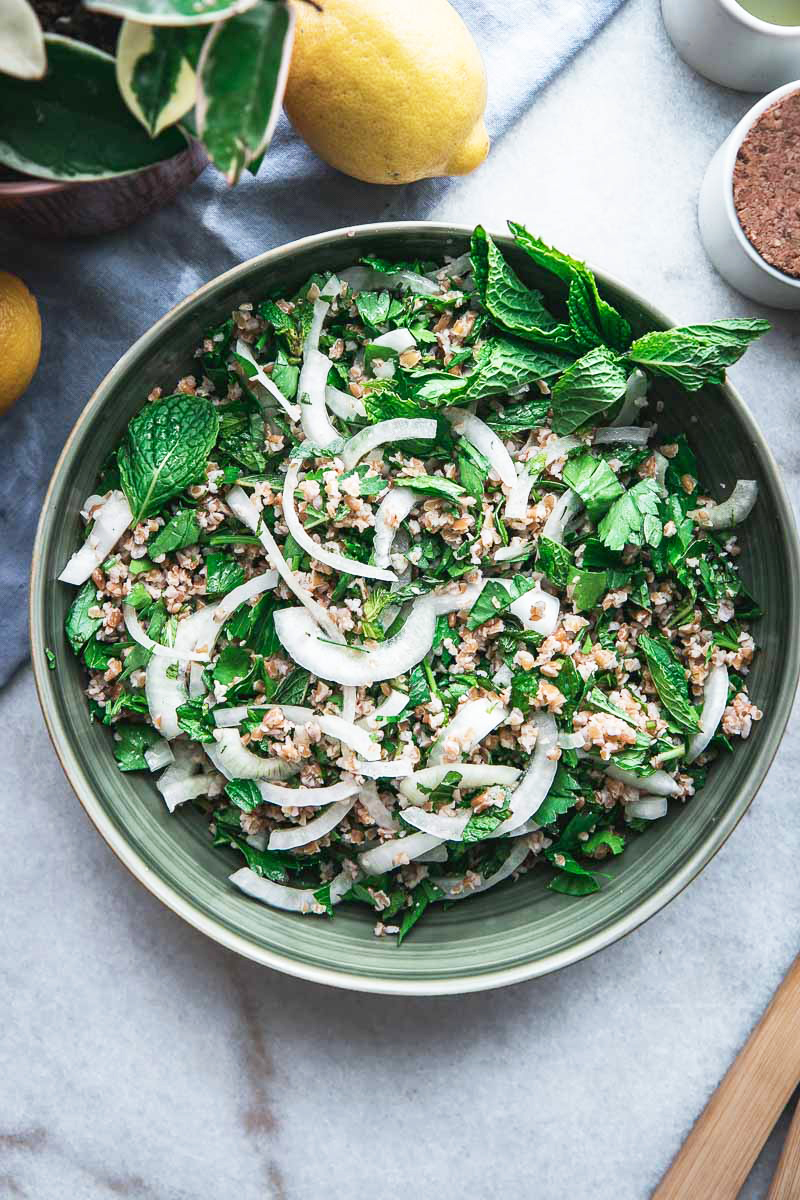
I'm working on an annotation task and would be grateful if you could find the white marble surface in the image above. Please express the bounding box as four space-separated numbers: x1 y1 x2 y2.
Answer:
3 1 800 1196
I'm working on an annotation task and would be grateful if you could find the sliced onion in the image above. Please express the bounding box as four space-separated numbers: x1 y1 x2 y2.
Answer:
144 739 174 772
283 462 396 583
371 328 416 353
338 265 440 296
316 712 381 760
145 605 216 738
690 480 758 530
493 663 513 689
230 866 355 914
653 451 669 499
341 686 357 725
626 795 668 821
226 486 344 642
505 465 535 522
593 425 651 446
235 338 300 422
59 490 132 585
268 797 356 851
491 713 559 835
358 688 409 728
156 744 206 812
427 252 472 281
257 777 360 809
340 418 437 471
357 781 398 830
358 831 444 874
399 763 521 805
416 844 449 863
507 584 560 636
687 663 729 763
541 489 582 543
298 348 339 447
446 409 516 488
373 487 419 568
325 384 365 421
428 696 508 766
436 840 530 901
123 603 210 662
558 731 585 750
495 540 532 561
353 758 415 779
605 763 681 796
319 274 341 298
206 729 299 781
272 583 481 687
401 807 470 840
611 368 648 427
544 435 582 465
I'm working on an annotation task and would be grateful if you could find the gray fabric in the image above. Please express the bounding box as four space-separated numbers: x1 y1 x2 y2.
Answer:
0 0 625 686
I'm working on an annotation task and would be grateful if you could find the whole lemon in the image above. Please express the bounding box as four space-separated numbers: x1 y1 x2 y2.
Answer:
0 272 41 414
284 0 489 185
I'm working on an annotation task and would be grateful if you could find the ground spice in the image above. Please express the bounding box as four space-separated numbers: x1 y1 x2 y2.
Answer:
733 89 800 279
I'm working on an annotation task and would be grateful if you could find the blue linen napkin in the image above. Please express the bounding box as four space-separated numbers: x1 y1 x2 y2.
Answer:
0 0 626 687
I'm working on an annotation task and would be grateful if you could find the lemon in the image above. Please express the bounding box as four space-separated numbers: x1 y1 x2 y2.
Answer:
284 0 489 185
0 272 41 413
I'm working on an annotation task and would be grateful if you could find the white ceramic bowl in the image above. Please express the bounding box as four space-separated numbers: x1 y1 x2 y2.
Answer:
662 0 800 92
699 80 800 309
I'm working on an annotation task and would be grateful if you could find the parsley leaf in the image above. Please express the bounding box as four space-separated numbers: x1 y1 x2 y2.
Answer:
598 478 662 552
205 552 246 596
537 537 574 589
467 575 535 630
562 453 624 521
148 508 200 558
112 722 161 771
176 697 215 742
397 878 444 945
400 475 466 501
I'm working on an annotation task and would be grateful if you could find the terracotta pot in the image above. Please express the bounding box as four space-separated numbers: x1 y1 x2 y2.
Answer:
0 140 208 238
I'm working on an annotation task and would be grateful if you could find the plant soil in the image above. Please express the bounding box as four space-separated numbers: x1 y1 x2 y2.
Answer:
31 0 120 57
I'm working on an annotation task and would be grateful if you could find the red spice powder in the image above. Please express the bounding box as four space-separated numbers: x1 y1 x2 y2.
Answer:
733 89 800 280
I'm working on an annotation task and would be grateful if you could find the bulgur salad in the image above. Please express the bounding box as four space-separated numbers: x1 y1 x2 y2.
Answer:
58 222 769 943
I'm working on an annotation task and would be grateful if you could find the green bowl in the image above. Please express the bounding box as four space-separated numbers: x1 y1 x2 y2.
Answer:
30 222 800 995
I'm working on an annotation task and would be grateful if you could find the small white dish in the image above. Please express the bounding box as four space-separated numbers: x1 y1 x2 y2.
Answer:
698 80 800 309
662 0 800 92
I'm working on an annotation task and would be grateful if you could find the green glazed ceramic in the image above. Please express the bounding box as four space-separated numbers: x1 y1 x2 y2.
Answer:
30 222 800 995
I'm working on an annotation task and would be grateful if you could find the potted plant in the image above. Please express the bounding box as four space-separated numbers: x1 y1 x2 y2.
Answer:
0 0 297 236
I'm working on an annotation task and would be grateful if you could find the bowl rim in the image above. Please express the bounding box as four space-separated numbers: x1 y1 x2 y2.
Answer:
30 219 800 996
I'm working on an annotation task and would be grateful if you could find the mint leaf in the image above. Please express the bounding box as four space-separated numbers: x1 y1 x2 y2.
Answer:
400 475 465 501
113 722 161 771
213 644 251 686
462 804 512 843
271 348 299 400
598 478 662 552
568 567 608 613
225 778 263 812
408 663 431 707
414 337 572 407
118 393 220 523
562 453 624 521
627 319 770 391
397 878 443 945
533 764 582 825
467 575 534 630
582 829 625 856
550 346 627 435
149 508 200 558
549 870 601 896
537 537 574 590
456 438 490 501
356 290 391 328
470 226 579 352
176 697 215 743
637 633 700 733
271 667 311 706
484 397 551 434
64 579 102 654
205 552 245 596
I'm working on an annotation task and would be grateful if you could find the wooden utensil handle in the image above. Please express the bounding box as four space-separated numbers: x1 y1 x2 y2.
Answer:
767 1094 800 1200
653 955 800 1200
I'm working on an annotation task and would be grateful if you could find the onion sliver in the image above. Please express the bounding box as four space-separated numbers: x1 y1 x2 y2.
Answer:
558 731 585 750
446 409 516 488
123 604 210 662
605 763 681 796
544 435 582 465
59 490 132 585
145 605 216 738
611 368 648 427
226 486 344 642
325 384 365 421
340 418 437 470
399 763 521 805
206 729 298 781
316 712 381 760
687 663 729 763
690 480 758 530
358 831 444 874
492 713 559 835
401 807 470 841
371 328 416 353
417 845 449 863
235 338 300 422
268 797 356 851
155 744 206 812
144 739 174 772
257 778 360 809
338 265 440 296
507 584 560 636
230 866 355 914
354 759 415 779
436 840 529 901
358 781 398 830
358 688 409 728
505 466 534 522
283 463 396 582
319 274 341 298
541 489 582 543
298 348 339 447
373 487 419 568
625 795 668 821
593 425 651 446
428 696 508 766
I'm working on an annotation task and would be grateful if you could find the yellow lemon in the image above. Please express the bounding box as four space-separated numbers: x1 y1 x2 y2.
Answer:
0 272 41 413
284 0 489 185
